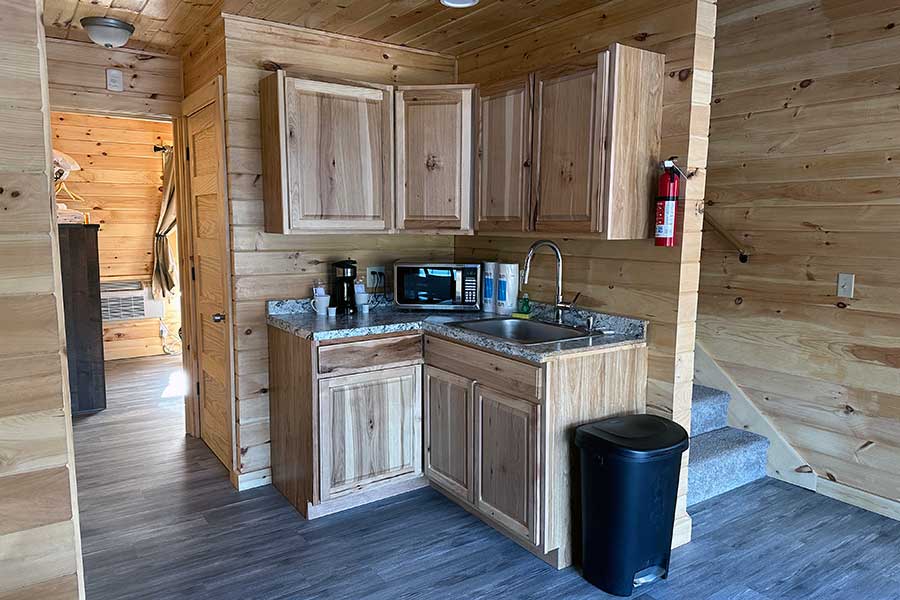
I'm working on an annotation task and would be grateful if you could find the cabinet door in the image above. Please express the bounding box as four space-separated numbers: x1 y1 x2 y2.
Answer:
531 54 609 233
318 366 422 501
475 385 540 544
262 74 393 233
477 77 532 232
396 85 475 232
424 366 474 503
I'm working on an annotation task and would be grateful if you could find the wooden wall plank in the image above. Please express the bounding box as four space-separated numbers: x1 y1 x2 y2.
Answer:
703 0 900 516
0 0 84 595
46 39 181 118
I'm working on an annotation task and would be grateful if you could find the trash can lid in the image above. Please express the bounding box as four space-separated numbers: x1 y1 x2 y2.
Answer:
575 414 689 460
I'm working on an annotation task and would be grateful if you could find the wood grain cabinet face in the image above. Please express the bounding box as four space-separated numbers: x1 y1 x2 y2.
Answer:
318 366 422 501
478 45 662 238
260 72 394 233
396 85 476 232
424 366 474 503
475 385 540 545
477 78 532 232
531 55 609 233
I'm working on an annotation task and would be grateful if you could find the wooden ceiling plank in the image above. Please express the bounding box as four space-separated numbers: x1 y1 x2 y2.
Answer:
445 0 603 56
353 1 444 42
43 0 82 34
339 0 430 38
381 1 500 46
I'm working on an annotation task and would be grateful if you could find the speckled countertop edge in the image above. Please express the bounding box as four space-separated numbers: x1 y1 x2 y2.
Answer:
266 301 647 363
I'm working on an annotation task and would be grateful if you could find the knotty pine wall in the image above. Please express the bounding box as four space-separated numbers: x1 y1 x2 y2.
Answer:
700 0 900 508
46 38 182 119
0 0 84 596
51 111 179 361
195 15 458 483
454 0 716 543
51 112 172 281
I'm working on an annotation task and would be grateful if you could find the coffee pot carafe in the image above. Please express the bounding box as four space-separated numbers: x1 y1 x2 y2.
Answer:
331 259 357 315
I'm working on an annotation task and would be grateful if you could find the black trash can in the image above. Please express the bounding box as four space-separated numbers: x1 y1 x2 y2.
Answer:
575 414 689 597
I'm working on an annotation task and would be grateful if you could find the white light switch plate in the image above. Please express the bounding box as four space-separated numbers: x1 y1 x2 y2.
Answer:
106 68 125 92
837 273 855 298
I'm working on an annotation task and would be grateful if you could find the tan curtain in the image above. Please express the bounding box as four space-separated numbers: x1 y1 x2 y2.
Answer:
152 148 177 298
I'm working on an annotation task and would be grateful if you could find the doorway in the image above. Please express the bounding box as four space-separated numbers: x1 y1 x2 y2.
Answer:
52 110 188 429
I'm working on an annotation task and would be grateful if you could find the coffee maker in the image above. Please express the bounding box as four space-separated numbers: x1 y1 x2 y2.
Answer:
331 259 357 315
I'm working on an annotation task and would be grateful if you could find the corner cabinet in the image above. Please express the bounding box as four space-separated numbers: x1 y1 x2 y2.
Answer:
396 85 477 233
476 44 664 239
259 71 394 233
477 77 533 233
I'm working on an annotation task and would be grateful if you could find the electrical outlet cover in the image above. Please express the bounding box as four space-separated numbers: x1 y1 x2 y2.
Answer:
366 266 386 289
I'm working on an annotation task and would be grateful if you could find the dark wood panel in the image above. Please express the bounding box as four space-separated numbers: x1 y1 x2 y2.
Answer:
58 224 106 415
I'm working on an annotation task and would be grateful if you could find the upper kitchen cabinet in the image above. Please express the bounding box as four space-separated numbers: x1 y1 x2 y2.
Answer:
259 71 394 234
477 77 533 233
395 85 477 233
531 59 606 233
477 44 664 239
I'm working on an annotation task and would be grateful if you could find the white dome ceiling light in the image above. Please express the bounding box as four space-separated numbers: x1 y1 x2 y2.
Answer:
440 0 480 7
80 17 135 48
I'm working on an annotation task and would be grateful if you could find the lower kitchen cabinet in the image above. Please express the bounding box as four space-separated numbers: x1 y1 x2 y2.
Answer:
268 327 428 520
269 325 647 569
424 366 474 503
319 366 423 502
475 385 540 545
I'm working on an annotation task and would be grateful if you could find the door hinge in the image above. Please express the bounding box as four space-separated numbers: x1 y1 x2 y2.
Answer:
196 381 200 396
191 265 196 281
185 146 190 161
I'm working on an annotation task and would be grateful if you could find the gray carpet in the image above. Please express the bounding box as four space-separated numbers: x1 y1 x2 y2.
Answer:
688 383 769 506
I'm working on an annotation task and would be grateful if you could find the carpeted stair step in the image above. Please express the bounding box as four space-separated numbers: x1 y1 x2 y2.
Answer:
691 384 730 437
687 426 769 506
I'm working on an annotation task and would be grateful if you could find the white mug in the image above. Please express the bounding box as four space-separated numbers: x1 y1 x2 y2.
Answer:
311 295 330 315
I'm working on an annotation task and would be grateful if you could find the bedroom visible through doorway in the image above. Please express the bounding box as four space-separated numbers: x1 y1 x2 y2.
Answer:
52 111 186 421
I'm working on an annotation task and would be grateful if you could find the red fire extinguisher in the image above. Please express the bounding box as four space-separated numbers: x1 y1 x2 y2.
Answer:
655 159 684 247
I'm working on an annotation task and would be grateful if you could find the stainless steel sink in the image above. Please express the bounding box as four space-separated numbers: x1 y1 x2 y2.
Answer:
448 317 592 345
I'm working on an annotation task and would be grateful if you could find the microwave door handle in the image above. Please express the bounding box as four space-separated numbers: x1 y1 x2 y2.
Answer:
455 270 463 304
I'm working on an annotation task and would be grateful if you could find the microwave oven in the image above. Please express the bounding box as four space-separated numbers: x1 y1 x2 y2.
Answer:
393 262 481 311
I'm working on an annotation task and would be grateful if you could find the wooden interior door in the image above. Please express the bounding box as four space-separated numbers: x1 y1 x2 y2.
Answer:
477 77 532 232
183 78 234 472
475 384 540 544
284 77 393 231
318 366 422 501
424 366 474 503
531 54 608 233
396 85 475 232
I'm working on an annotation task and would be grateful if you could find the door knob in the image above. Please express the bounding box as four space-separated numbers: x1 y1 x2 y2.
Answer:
212 313 226 323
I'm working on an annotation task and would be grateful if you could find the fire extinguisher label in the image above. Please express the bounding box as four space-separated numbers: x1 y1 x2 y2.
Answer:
655 200 676 237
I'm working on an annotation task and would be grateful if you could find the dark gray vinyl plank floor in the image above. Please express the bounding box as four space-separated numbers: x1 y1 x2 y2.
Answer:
74 355 900 600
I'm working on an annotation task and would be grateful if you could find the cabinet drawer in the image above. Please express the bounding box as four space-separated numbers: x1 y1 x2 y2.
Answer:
318 334 423 375
424 335 542 401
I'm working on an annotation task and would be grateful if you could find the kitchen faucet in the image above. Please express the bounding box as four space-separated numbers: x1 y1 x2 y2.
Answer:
522 239 580 325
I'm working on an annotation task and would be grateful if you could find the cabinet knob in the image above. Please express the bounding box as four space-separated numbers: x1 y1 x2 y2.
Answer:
212 313 226 323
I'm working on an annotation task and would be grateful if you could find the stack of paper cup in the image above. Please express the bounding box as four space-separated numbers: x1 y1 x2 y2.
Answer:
482 262 498 313
496 263 519 316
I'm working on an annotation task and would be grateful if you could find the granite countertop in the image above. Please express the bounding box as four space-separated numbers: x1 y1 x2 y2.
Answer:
267 299 647 363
